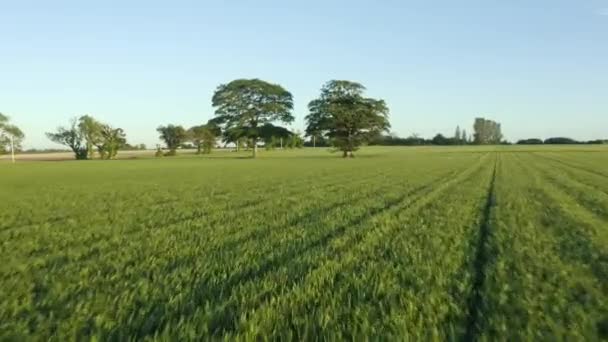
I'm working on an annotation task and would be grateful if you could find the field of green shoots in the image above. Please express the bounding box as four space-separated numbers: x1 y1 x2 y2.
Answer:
1 146 607 340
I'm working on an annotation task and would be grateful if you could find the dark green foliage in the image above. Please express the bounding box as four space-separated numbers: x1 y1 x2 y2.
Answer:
544 137 579 144
46 119 89 159
96 126 127 159
157 124 187 154
188 122 221 154
212 79 294 158
517 138 544 145
78 115 103 159
306 80 390 157
432 134 456 145
47 116 127 160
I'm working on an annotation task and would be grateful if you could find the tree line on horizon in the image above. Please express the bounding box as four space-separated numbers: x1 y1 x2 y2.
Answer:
2 79 607 160
41 79 392 159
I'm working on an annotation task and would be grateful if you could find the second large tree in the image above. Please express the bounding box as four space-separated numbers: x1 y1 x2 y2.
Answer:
306 80 390 157
212 79 294 158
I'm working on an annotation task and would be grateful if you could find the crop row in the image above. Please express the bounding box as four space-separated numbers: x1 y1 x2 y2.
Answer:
475 153 607 340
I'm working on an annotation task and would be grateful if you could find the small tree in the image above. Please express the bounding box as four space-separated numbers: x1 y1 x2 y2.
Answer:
287 131 304 149
0 113 25 159
78 115 103 159
306 80 390 157
188 122 221 154
96 125 126 159
47 119 88 159
454 126 462 145
212 79 294 158
157 124 187 155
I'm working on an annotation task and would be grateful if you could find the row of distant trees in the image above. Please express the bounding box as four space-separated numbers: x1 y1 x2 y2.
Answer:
372 133 607 146
370 117 503 146
40 79 390 159
4 78 606 160
154 79 389 158
154 122 305 157
516 138 608 145
45 116 127 160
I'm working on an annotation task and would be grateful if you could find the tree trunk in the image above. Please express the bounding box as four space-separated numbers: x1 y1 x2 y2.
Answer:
10 135 15 163
252 139 257 158
342 150 348 158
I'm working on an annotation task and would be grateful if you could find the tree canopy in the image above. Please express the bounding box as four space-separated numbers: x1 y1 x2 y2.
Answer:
188 121 221 154
544 137 579 145
96 126 127 159
0 113 25 155
78 115 103 159
47 115 127 160
305 80 390 157
473 118 503 145
157 124 187 155
517 138 544 145
46 119 89 159
212 78 294 158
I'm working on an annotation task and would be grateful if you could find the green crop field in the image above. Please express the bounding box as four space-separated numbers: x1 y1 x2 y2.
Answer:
1 146 607 340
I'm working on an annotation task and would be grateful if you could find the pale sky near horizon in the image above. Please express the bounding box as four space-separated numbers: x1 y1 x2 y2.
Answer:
1 0 607 148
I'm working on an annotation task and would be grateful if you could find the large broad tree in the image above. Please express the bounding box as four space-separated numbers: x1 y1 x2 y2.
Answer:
157 124 187 155
306 80 390 157
0 113 25 155
212 79 294 158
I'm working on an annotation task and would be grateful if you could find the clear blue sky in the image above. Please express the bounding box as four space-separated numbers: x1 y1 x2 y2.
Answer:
1 0 607 148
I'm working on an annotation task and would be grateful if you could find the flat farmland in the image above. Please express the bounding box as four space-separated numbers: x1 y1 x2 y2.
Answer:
1 146 607 340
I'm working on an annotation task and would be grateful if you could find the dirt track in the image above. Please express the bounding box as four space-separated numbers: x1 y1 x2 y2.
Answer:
0 150 155 162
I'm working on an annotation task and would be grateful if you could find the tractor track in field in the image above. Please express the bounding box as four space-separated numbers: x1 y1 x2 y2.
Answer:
531 152 608 179
525 157 608 221
127 155 491 338
203 155 491 336
513 154 608 286
463 155 498 342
